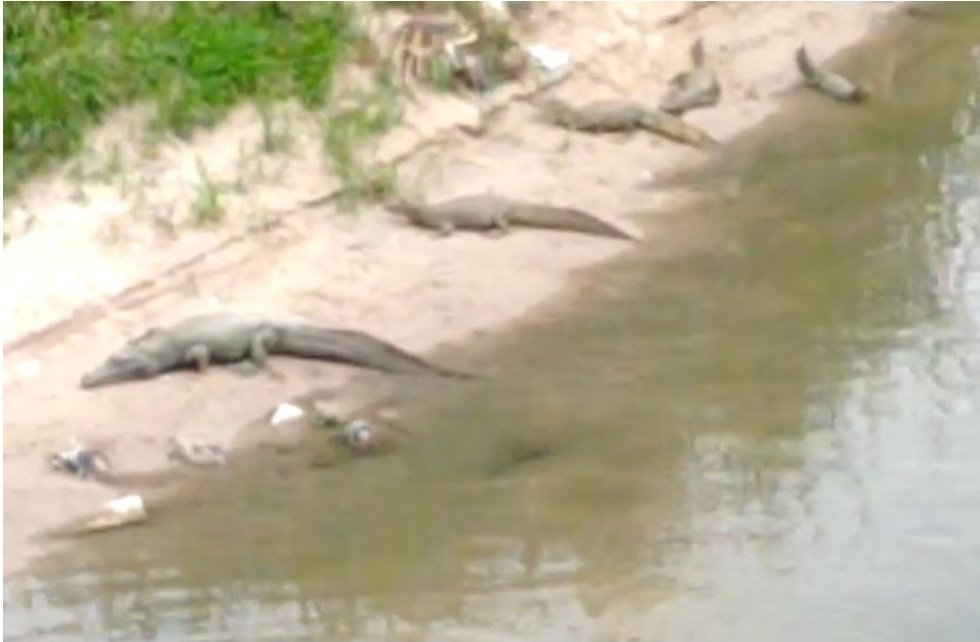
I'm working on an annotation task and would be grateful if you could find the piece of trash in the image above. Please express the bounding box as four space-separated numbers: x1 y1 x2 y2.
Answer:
333 418 401 457
76 494 147 534
48 442 111 480
342 419 376 452
482 1 534 22
167 436 227 467
525 44 572 85
106 494 145 515
482 0 509 18
270 402 305 427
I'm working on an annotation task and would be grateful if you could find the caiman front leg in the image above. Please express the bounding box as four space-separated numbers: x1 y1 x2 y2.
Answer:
184 344 214 373
435 221 457 238
242 328 287 380
487 211 511 238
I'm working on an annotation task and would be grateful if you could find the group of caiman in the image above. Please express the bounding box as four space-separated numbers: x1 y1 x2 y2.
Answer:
76 19 870 453
33 5 878 544
364 20 868 243
80 30 867 389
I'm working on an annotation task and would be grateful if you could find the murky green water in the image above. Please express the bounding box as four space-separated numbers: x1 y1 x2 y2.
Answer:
6 11 980 642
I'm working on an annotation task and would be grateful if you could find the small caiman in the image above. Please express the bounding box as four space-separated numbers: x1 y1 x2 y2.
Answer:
384 193 637 240
795 45 867 104
659 37 722 116
80 312 478 389
535 97 720 150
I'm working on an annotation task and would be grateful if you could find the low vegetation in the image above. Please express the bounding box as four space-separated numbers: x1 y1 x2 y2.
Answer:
2 1 364 198
3 1 523 221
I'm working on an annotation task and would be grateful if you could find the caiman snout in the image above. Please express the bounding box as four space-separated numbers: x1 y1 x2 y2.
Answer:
383 199 423 217
79 358 149 389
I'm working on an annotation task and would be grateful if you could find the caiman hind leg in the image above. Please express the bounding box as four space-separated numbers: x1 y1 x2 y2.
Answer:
183 344 214 373
184 342 263 378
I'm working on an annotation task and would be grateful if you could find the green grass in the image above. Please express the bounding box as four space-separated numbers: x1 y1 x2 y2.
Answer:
2 1 363 197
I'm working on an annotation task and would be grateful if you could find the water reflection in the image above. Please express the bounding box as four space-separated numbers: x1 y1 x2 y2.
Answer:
6 16 980 642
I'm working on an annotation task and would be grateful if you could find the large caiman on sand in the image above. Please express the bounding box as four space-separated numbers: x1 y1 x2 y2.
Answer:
385 193 637 240
534 97 720 151
80 312 479 389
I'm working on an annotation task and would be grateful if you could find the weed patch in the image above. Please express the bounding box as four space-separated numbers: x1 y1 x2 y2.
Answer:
3 2 359 197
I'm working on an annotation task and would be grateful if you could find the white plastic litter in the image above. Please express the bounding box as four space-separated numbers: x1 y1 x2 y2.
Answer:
525 44 573 85
270 402 305 426
70 493 148 534
482 0 509 18
106 494 146 517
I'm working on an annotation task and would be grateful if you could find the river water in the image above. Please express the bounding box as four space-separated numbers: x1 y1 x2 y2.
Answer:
5 11 980 642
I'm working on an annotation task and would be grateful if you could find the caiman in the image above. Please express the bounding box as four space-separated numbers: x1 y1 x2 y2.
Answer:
384 193 637 240
80 312 478 389
659 37 722 116
535 97 720 150
795 45 867 104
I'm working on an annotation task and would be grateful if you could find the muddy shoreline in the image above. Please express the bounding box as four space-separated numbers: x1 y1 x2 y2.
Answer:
3 2 911 577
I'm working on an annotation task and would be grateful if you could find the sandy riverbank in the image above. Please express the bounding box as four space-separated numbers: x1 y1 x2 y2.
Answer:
3 2 910 577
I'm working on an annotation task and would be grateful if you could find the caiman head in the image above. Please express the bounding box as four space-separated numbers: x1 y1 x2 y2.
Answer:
530 96 575 125
79 328 177 389
382 197 426 222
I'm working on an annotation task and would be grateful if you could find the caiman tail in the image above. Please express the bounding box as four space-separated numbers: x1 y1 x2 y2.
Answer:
794 44 867 104
639 110 719 151
510 205 637 241
278 326 481 379
795 45 819 85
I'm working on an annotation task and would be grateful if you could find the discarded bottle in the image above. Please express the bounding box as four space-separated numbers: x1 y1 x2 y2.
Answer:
45 494 148 539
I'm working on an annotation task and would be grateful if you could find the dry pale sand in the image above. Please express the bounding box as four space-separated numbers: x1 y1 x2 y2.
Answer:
2 2 909 576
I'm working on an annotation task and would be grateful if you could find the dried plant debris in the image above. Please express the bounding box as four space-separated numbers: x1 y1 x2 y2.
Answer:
166 435 228 467
386 8 528 94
